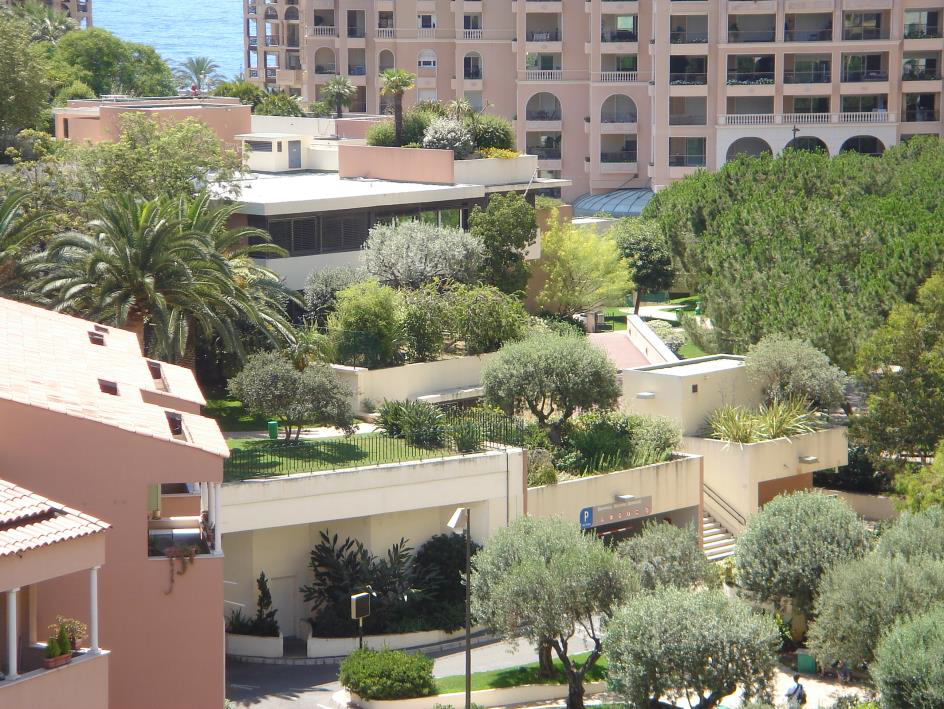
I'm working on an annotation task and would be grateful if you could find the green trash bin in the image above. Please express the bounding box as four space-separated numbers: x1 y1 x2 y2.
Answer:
797 652 817 674
267 420 279 440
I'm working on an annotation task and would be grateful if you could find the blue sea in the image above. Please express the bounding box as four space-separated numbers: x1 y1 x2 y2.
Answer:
93 0 245 80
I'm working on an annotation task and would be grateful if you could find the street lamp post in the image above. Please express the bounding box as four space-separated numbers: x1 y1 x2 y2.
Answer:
448 507 472 709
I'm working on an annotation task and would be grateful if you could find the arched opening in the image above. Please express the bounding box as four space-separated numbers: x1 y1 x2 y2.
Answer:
785 136 828 153
264 7 278 20
284 6 299 20
726 137 773 161
601 94 638 123
378 50 395 74
526 92 561 121
463 52 482 80
314 47 336 75
418 49 438 71
840 135 885 156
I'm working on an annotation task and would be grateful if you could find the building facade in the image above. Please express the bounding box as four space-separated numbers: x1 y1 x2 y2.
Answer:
4 0 91 26
245 0 944 198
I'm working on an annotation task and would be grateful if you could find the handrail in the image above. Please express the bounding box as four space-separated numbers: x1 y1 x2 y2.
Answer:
703 483 746 527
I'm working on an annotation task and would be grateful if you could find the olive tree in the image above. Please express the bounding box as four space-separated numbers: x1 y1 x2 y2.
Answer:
605 588 779 709
482 332 620 441
228 351 353 440
618 522 714 590
745 334 850 411
876 505 944 560
807 553 944 666
363 220 484 288
872 604 944 709
735 491 871 633
303 265 367 325
471 516 638 709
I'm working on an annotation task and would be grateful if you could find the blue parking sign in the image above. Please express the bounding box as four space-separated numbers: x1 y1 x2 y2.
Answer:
579 507 593 529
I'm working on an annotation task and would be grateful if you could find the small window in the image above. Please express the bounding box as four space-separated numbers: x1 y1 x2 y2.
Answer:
98 379 119 396
691 384 699 393
88 331 105 346
277 141 283 152
147 361 163 380
94 324 109 334
166 412 184 437
246 140 273 152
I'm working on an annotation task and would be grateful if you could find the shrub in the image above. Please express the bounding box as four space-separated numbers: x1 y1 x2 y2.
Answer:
527 455 559 487
745 334 849 410
469 113 515 151
422 117 474 158
451 419 483 453
618 522 713 590
375 400 406 437
398 400 446 448
226 572 280 637
308 100 332 117
366 112 434 147
735 491 871 617
871 604 944 709
413 533 479 606
401 285 447 362
327 281 404 369
255 92 305 117
479 147 518 159
45 637 61 659
679 312 720 354
57 624 71 655
647 320 685 355
414 100 447 117
629 414 682 461
876 505 944 560
304 265 368 325
706 399 818 443
366 120 396 147
447 283 529 355
808 554 944 666
339 648 436 700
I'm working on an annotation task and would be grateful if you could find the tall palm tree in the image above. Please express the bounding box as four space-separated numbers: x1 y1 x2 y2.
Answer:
0 189 50 296
10 1 76 44
175 56 223 93
321 76 357 119
380 70 417 145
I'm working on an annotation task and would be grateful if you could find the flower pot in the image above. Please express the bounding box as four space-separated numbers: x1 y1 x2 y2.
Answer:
43 653 72 670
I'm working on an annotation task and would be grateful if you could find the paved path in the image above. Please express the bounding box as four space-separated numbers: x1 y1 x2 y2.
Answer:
588 331 651 369
227 423 378 441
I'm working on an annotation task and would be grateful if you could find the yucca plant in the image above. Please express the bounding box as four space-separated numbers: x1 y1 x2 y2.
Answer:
756 397 818 440
706 405 762 443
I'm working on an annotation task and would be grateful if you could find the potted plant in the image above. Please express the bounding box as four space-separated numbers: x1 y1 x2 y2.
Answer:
42 634 72 670
49 616 87 651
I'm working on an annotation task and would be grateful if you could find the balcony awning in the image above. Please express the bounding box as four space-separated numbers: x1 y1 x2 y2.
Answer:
572 188 654 218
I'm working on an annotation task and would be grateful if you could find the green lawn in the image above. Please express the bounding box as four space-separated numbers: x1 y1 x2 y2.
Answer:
435 652 607 694
679 339 707 359
224 434 451 481
603 308 628 332
204 395 268 432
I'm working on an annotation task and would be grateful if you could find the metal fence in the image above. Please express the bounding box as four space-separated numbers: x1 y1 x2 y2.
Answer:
224 407 525 481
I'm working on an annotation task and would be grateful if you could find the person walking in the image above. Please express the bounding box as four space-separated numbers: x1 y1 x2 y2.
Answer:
786 674 807 707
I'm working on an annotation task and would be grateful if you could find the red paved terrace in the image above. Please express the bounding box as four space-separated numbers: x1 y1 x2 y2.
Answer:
588 332 651 369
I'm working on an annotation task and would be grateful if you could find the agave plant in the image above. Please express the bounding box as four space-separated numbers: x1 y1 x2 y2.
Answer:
706 405 762 444
756 397 818 440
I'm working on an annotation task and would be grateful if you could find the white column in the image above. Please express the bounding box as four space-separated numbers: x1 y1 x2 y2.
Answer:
213 482 222 553
6 587 18 679
89 568 100 654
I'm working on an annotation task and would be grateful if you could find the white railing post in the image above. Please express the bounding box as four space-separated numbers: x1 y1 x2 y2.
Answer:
213 483 222 553
89 567 100 654
6 588 18 679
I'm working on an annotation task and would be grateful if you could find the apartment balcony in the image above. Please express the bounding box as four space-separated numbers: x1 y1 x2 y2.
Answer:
599 150 638 173
718 111 894 125
248 68 259 78
347 27 366 39
264 67 277 80
265 34 280 47
522 69 563 81
904 23 941 39
309 26 337 37
461 29 483 40
0 651 109 709
526 29 562 42
528 146 562 160
669 72 708 85
600 150 638 163
670 113 708 125
784 69 831 84
525 109 562 121
784 29 832 42
726 71 775 85
314 64 337 75
670 30 708 44
376 27 395 39
903 69 941 81
277 69 302 84
248 35 258 47
593 71 645 83
601 29 638 43
842 28 888 41
904 108 940 122
841 69 889 82
728 29 776 43
668 153 706 167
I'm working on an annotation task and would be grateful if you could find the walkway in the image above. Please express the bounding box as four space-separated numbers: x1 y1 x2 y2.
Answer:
588 331 651 369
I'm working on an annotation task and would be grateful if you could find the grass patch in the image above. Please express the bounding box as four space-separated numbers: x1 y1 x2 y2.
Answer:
204 394 268 432
668 295 699 308
435 652 607 694
225 434 452 481
678 339 707 359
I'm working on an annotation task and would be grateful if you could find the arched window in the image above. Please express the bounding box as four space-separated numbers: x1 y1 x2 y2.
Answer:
284 6 299 20
378 50 395 73
839 135 885 156
463 52 482 79
601 94 637 123
418 49 437 69
526 92 562 121
264 6 278 20
785 136 828 153
725 137 773 161
314 47 336 75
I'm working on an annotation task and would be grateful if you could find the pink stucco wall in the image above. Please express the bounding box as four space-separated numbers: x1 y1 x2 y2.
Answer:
0 651 109 709
0 398 225 709
338 144 455 183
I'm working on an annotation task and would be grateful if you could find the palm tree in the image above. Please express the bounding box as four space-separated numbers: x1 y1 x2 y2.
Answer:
0 189 49 296
175 56 223 93
447 98 473 121
321 76 357 119
10 1 76 44
379 70 417 145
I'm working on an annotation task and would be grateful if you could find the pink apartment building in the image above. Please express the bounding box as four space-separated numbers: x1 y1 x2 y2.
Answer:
3 0 91 26
0 297 228 709
246 0 944 201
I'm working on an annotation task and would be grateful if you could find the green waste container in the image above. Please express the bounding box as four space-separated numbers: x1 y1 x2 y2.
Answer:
267 420 279 440
797 652 817 674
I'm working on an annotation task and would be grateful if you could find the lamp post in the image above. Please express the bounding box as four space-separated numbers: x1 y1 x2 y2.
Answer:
447 506 472 709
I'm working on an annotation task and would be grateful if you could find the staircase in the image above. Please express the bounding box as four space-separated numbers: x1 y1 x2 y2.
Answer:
702 514 736 562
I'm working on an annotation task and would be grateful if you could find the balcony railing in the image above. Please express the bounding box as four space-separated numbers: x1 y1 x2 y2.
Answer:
417 27 436 38
904 109 940 122
601 113 637 123
727 71 775 85
265 34 279 46
596 71 641 82
528 147 562 159
728 29 776 42
376 27 395 38
904 23 942 38
526 110 562 120
669 153 706 167
347 27 366 38
310 25 336 36
462 29 483 39
842 27 886 40
782 112 831 124
838 110 889 123
601 29 638 42
348 64 367 75
670 31 708 43
527 30 561 41
669 71 707 84
783 68 831 83
724 113 776 125
249 68 259 78
464 69 483 79
601 150 638 163
784 28 832 41
524 69 563 80
669 113 708 125
717 112 893 125
315 64 336 74
841 69 888 82
903 69 941 80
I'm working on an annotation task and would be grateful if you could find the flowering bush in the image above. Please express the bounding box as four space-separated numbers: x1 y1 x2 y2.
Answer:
422 117 474 158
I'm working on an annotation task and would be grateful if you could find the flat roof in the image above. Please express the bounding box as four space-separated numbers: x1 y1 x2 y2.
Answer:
634 355 745 377
236 132 305 140
232 171 486 216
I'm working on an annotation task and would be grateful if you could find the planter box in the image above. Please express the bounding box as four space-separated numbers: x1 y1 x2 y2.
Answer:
308 627 480 659
225 632 284 658
453 155 538 186
43 653 72 670
339 680 607 709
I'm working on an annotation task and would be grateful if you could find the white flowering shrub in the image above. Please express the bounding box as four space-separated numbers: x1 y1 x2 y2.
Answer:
422 117 474 158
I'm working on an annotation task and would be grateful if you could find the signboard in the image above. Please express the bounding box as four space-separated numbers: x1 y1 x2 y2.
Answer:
351 592 370 620
579 497 652 529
